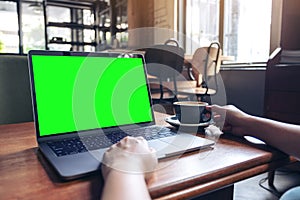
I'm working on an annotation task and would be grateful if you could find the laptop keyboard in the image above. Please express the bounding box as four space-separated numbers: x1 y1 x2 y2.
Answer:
47 126 177 157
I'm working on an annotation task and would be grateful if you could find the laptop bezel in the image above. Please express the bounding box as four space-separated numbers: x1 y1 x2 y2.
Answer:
28 50 156 141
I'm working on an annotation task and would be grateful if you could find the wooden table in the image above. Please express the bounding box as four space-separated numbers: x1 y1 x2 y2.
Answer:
0 112 291 200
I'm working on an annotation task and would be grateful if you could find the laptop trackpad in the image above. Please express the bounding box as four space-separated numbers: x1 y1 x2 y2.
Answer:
148 139 182 159
160 133 215 148
148 134 215 159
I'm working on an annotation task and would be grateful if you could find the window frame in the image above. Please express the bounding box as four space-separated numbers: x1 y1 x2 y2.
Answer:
0 0 43 55
180 0 280 65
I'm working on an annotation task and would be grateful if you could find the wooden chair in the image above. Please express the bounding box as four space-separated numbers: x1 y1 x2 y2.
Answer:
144 39 187 105
178 42 222 104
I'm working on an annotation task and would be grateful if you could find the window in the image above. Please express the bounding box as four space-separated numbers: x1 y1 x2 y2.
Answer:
185 0 272 63
0 1 19 53
83 9 96 51
0 0 45 54
0 0 126 54
223 0 272 63
186 0 219 55
47 6 72 51
22 1 45 53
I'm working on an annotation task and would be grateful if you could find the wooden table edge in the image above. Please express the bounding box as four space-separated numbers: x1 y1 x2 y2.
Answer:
151 156 292 200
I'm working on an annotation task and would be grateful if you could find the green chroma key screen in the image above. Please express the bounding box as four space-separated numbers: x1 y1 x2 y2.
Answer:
31 55 153 136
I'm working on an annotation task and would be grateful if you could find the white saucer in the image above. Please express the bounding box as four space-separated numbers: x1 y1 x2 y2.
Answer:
165 115 211 128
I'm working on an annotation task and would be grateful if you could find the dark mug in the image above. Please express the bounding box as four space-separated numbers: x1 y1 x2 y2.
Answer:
173 101 211 124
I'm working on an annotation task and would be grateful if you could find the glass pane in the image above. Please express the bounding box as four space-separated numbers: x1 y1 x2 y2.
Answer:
0 1 19 53
116 32 128 48
48 6 70 23
48 27 71 50
22 1 45 53
83 29 95 43
48 43 72 51
83 9 93 25
47 6 71 50
186 0 220 55
223 0 272 63
84 45 95 52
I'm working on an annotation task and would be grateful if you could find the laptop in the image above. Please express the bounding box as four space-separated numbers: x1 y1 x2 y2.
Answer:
28 50 214 180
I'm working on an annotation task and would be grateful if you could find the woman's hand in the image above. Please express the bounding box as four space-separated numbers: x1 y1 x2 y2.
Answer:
210 104 252 137
101 136 158 181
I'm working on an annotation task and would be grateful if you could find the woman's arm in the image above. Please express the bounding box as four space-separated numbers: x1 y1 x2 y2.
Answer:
211 105 300 159
101 170 151 200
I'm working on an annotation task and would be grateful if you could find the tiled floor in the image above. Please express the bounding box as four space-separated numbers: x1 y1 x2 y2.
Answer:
234 163 300 200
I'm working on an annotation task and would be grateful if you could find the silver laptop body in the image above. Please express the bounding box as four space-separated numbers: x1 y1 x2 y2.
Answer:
28 50 214 180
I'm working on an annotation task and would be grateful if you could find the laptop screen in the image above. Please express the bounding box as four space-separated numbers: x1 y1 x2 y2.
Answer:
29 51 153 137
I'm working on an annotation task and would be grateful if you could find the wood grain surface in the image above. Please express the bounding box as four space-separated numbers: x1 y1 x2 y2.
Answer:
0 113 291 200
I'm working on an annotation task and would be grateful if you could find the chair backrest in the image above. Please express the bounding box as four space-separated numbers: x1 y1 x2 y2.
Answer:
143 39 185 101
144 39 185 80
192 43 222 76
191 42 222 88
0 55 33 124
144 44 185 81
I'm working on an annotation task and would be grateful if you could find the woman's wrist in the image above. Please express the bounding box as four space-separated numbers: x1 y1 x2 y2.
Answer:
103 165 148 181
106 168 147 182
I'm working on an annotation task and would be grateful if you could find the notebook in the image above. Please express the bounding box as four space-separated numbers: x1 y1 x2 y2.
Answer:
28 50 214 180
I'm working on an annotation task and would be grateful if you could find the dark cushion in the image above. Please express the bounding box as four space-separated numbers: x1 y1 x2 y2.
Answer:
0 55 33 124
